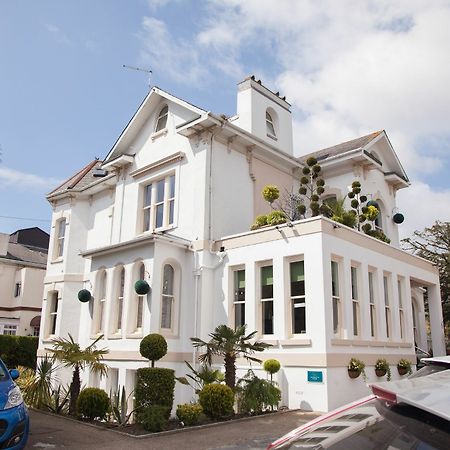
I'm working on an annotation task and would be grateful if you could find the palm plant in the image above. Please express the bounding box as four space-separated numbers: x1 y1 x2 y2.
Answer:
177 361 225 393
191 325 271 390
48 334 108 415
16 357 56 409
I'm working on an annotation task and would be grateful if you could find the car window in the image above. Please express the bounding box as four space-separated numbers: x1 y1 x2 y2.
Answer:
409 364 448 379
276 399 449 449
0 365 6 379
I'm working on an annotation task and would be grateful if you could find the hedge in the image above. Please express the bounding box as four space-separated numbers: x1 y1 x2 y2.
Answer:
0 335 38 369
135 367 175 422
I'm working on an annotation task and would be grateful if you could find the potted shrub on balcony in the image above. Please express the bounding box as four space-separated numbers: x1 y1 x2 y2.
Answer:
397 359 412 376
375 359 391 381
347 358 366 380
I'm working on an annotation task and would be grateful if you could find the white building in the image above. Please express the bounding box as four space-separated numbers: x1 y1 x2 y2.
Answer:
0 227 48 336
38 76 445 412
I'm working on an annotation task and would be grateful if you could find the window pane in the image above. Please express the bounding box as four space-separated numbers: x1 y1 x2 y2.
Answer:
384 276 389 305
262 300 273 334
169 175 175 198
235 303 245 328
290 261 305 296
119 269 125 296
58 220 66 238
137 297 143 329
234 270 245 301
155 106 168 132
351 267 358 300
261 266 273 299
163 265 174 295
353 302 358 336
161 296 172 329
331 261 339 296
144 184 152 207
368 272 374 303
385 309 390 338
156 204 164 228
168 200 174 225
398 280 403 307
292 299 306 333
332 298 339 334
156 179 165 203
370 305 375 337
144 209 151 231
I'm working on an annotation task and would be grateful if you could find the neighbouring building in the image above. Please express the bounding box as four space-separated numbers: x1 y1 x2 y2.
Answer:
38 76 445 412
0 227 49 336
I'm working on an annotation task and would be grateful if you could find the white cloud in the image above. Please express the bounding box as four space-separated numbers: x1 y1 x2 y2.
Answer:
138 16 208 84
397 181 450 239
0 166 61 190
44 23 72 45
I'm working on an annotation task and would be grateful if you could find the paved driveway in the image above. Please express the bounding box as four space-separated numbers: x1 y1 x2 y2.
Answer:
26 409 320 449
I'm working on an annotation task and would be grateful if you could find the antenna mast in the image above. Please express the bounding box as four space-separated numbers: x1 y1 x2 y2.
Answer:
122 65 152 89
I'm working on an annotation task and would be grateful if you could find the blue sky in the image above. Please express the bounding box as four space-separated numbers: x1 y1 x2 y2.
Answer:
1 0 449 239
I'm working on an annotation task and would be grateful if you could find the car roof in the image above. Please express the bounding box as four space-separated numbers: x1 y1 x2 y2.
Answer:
370 370 450 421
421 355 450 366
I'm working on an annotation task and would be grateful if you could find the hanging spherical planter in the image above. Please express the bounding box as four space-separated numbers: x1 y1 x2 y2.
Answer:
135 279 150 295
367 200 379 209
78 289 91 303
393 213 404 224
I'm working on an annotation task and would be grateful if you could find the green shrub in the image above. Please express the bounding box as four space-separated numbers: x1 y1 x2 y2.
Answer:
251 214 268 230
0 335 38 369
176 403 203 426
77 388 109 420
141 405 170 432
237 371 281 414
267 210 287 226
135 367 175 422
199 384 234 419
262 185 280 203
139 334 167 365
263 359 281 375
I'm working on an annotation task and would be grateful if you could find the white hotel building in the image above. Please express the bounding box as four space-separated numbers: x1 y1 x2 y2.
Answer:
38 76 445 412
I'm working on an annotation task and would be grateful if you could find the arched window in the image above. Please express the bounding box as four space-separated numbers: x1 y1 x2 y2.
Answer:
114 267 125 333
155 105 168 133
266 111 276 137
161 264 175 330
95 270 107 334
135 263 146 331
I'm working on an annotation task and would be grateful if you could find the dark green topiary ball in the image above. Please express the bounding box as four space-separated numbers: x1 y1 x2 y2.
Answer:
306 156 317 167
135 279 150 295
302 166 310 175
78 289 91 303
140 333 168 362
393 213 404 224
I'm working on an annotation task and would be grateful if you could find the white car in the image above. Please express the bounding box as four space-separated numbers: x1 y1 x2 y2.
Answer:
409 355 450 379
267 370 450 449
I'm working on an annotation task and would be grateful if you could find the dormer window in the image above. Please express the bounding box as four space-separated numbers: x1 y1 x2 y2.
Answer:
155 105 168 133
266 111 276 137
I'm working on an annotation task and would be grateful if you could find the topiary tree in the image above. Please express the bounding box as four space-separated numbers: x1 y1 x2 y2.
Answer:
263 359 281 384
140 333 167 367
199 383 234 419
136 333 175 426
77 387 110 420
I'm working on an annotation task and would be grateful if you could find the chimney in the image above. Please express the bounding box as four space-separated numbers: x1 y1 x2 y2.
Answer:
0 233 9 256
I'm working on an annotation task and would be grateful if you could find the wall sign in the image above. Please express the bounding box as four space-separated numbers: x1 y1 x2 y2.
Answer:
307 370 323 383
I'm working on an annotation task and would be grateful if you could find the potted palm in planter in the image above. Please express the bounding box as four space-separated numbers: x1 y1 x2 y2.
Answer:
397 359 412 376
347 358 366 380
374 359 391 381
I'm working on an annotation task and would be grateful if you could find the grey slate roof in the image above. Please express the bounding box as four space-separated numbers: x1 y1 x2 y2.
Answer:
2 242 48 266
47 159 104 197
298 131 383 163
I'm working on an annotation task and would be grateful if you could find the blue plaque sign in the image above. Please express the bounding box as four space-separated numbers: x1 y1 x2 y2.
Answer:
307 370 323 383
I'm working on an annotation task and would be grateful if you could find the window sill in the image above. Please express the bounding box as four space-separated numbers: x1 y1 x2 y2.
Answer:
126 332 144 339
140 225 177 236
90 334 104 340
50 257 63 264
279 338 312 347
331 338 414 348
151 128 168 141
108 333 123 340
267 133 277 141
160 329 179 339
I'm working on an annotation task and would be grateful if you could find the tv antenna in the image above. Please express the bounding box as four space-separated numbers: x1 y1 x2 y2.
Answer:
122 65 152 89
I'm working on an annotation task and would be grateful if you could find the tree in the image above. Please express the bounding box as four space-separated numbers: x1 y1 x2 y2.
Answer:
191 325 271 389
402 221 450 330
49 334 108 415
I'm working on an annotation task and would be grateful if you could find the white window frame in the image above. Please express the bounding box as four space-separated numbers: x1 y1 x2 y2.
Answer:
114 267 125 334
260 264 274 336
331 260 342 336
46 292 59 338
232 268 246 329
266 110 276 138
351 265 360 337
161 264 175 331
368 270 377 338
155 105 169 133
2 324 17 335
383 274 391 339
398 277 405 340
135 263 146 333
290 260 306 335
94 270 107 335
142 174 176 232
55 218 66 259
